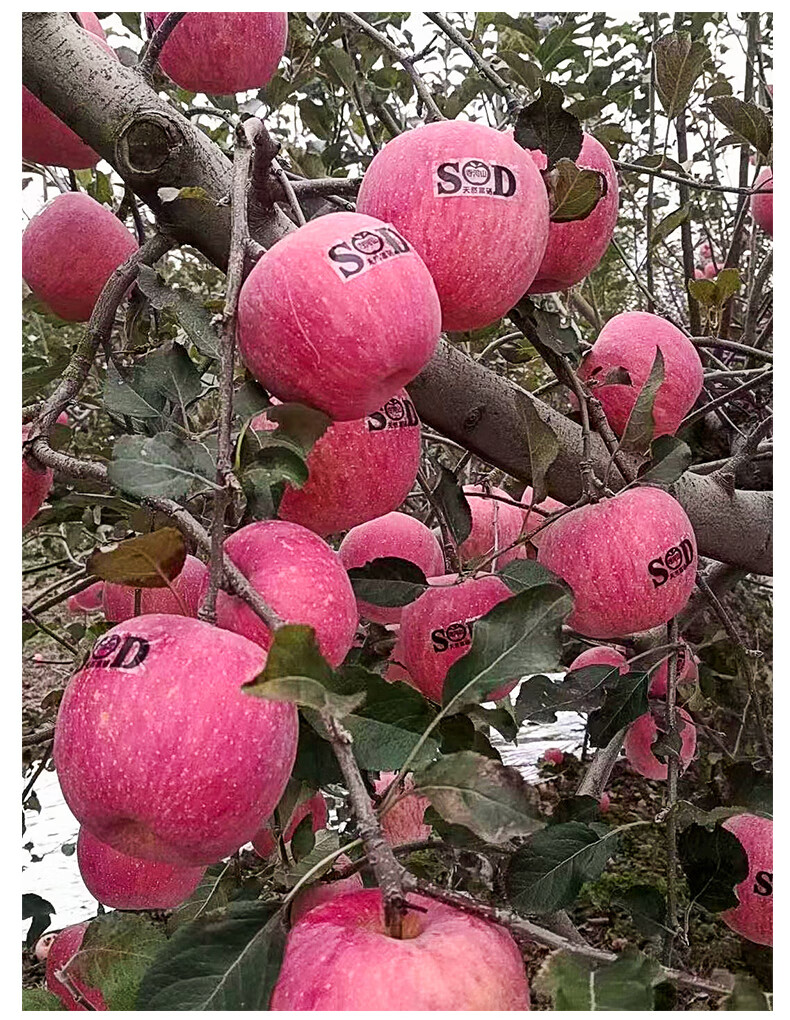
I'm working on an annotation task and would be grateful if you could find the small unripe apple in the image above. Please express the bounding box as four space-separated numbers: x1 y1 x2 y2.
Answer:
290 854 364 924
721 813 772 946
339 512 444 624
374 772 431 846
22 192 139 322
208 521 358 667
54 614 298 865
577 311 703 439
537 487 697 638
102 554 207 623
77 826 204 909
568 645 627 674
253 393 422 536
253 793 329 859
399 574 517 703
527 133 620 294
67 581 106 615
23 13 115 169
22 424 53 527
541 747 564 766
238 212 441 421
146 13 288 94
271 889 531 1010
458 485 526 569
357 119 549 331
751 168 773 236
46 923 107 1010
623 706 696 780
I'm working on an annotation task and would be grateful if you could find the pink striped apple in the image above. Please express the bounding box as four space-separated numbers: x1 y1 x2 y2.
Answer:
67 581 106 615
290 855 364 924
22 424 53 527
374 772 431 846
721 813 772 946
623 705 696 780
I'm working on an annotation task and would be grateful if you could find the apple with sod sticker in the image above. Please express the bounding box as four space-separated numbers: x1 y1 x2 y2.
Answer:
253 392 422 537
623 705 696 781
238 212 441 421
537 487 697 638
339 512 444 624
721 813 772 946
54 615 298 866
271 889 531 1010
357 119 549 331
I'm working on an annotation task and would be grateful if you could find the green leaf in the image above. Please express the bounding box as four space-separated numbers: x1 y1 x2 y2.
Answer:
167 864 236 933
654 32 711 118
108 433 214 500
137 265 220 358
136 901 286 1010
713 267 741 304
290 812 316 862
79 912 166 1011
431 463 472 546
265 402 332 456
157 186 213 204
505 821 617 913
413 751 542 843
723 975 772 1011
619 348 665 454
22 988 66 1010
521 398 560 505
638 436 692 486
23 353 71 403
547 158 608 223
721 762 772 814
279 830 341 889
613 884 668 938
103 360 166 420
240 437 310 519
709 97 772 158
234 380 271 421
468 703 519 742
497 50 542 90
651 204 690 247
677 823 749 912
145 344 203 408
551 795 602 825
514 80 583 167
536 947 663 1010
498 559 566 595
587 671 650 747
86 527 186 587
348 557 429 607
512 298 582 362
442 584 573 710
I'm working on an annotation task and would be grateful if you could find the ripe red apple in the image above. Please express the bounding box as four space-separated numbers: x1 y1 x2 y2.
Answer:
519 484 567 551
541 747 564 766
399 574 517 703
146 13 287 94
568 645 627 674
207 521 357 667
54 614 298 865
22 424 53 527
22 192 139 322
721 813 772 946
46 922 107 1010
290 855 364 924
374 772 431 846
578 311 703 439
253 391 422 536
751 168 773 236
646 641 698 696
77 826 204 910
23 13 115 169
623 705 696 780
357 119 549 331
537 487 697 638
270 889 531 1010
527 132 620 294
238 212 441 421
339 512 444 624
459 485 526 569
102 554 207 623
253 793 329 859
599 791 611 812
67 581 106 615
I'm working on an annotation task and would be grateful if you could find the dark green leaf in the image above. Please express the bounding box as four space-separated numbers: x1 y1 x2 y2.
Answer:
678 823 749 912
23 353 71 403
720 762 772 814
654 32 711 118
86 527 186 587
265 402 331 456
23 892 54 948
638 436 692 486
514 80 583 167
468 703 519 742
137 265 219 358
547 158 608 223
497 50 542 90
620 348 665 453
521 398 560 505
536 947 663 1010
613 884 668 938
431 463 472 546
108 433 215 500
290 812 317 862
722 975 772 1011
551 795 602 825
498 558 566 595
588 671 650 747
145 344 203 408
103 360 166 420
651 204 690 247
77 913 165 1010
348 557 429 608
167 864 236 933
709 97 772 158
515 664 618 725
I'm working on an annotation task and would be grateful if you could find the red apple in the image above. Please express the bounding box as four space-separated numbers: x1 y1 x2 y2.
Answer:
207 521 357 667
578 311 703 439
357 119 549 331
22 192 139 322
77 826 204 909
102 554 207 623
721 813 772 946
399 574 517 703
646 641 698 696
22 423 53 527
528 132 620 294
599 791 611 812
623 705 696 780
45 922 107 1011
238 212 441 421
568 645 627 674
54 614 298 865
537 487 697 638
458 485 526 569
271 889 531 1009
67 581 106 616
146 13 287 94
289 855 364 924
519 484 567 551
751 168 773 236
541 747 564 766
253 793 329 859
339 512 445 624
253 392 422 536
23 13 115 169
374 772 431 846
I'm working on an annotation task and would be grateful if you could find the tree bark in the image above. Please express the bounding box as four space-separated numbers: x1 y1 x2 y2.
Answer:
22 12 773 576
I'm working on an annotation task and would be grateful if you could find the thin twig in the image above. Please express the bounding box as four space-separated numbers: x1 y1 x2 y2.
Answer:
426 13 519 113
138 12 186 83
